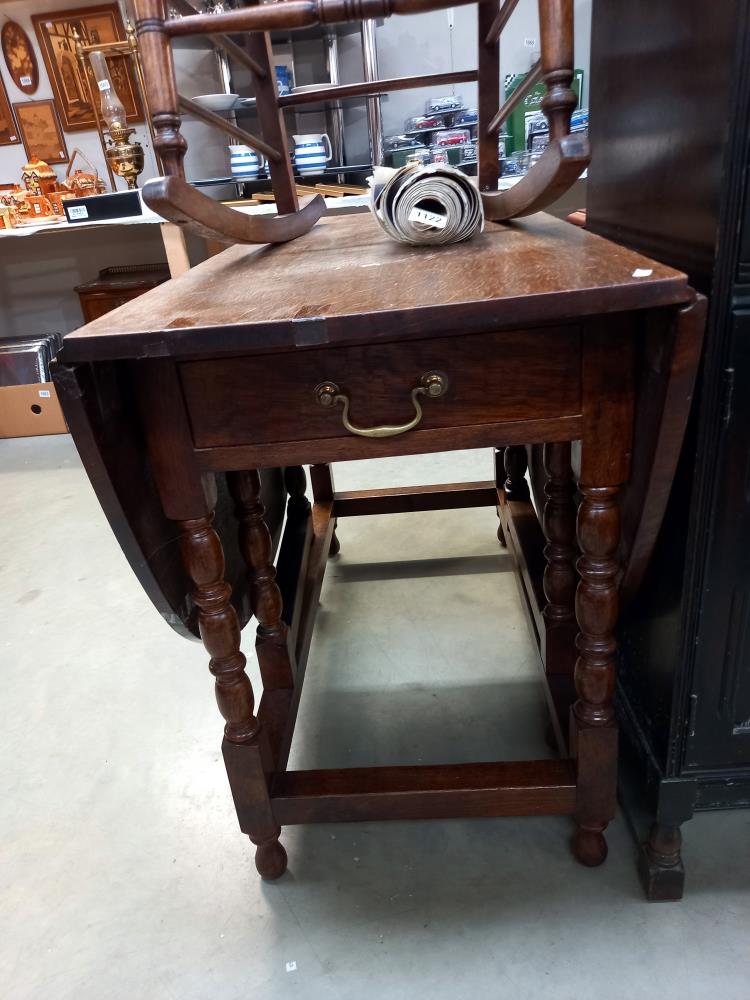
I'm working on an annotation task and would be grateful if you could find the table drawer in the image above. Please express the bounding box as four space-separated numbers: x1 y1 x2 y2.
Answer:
179 328 581 450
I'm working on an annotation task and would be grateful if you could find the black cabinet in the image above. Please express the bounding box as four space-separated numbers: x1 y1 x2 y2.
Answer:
687 309 750 772
587 0 750 898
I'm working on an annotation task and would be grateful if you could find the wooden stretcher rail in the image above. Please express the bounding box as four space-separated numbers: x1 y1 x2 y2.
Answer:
333 481 498 516
277 69 479 107
271 759 578 823
164 0 478 37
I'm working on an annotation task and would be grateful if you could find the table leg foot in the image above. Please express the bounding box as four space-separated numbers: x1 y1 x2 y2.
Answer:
572 824 608 867
496 517 507 547
329 522 341 556
253 834 288 880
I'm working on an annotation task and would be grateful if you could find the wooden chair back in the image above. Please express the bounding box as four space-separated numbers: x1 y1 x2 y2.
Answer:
133 0 589 245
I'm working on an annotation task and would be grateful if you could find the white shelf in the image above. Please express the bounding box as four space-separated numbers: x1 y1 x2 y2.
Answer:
0 193 369 240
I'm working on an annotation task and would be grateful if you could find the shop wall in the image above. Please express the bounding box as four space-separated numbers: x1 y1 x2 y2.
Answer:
0 0 230 191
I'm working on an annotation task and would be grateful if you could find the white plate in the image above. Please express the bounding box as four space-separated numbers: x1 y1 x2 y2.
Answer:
192 93 239 112
291 83 336 94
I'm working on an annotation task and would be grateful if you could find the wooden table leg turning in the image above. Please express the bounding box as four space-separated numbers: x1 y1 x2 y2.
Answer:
172 449 628 876
178 510 288 879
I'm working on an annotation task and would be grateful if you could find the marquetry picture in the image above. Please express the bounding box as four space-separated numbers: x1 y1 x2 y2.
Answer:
0 74 20 146
14 99 68 163
32 5 142 132
1 21 40 95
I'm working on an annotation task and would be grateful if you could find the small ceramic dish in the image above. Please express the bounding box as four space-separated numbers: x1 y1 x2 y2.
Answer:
192 93 239 112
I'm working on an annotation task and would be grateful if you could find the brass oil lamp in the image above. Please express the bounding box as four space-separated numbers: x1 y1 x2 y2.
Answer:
88 51 144 189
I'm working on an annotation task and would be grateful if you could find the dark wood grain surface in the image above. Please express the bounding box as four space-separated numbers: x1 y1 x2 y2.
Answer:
60 213 689 363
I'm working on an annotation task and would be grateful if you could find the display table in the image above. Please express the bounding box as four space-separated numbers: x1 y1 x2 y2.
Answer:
54 211 698 881
0 193 369 274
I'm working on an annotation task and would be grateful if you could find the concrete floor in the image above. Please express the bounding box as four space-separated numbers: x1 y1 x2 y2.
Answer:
1 435 749 1000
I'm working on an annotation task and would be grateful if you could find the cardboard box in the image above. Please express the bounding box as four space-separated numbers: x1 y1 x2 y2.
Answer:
0 382 68 438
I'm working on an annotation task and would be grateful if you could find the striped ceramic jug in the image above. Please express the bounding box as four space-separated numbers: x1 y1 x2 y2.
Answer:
229 145 265 179
292 133 332 175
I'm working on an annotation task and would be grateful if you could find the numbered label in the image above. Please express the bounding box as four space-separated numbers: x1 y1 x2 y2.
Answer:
408 206 448 230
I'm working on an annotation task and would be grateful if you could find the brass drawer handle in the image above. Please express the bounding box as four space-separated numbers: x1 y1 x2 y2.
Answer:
314 371 448 439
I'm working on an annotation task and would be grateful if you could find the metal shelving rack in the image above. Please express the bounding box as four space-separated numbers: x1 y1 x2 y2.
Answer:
170 1 384 186
166 3 513 190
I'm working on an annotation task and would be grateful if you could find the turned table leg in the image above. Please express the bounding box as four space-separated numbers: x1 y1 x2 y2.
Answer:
542 442 577 674
136 364 287 880
179 513 287 879
570 484 621 866
495 445 529 545
570 322 634 867
284 465 311 521
228 469 294 692
503 445 530 501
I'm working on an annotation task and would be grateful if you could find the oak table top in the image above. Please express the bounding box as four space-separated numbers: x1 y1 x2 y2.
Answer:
60 212 689 363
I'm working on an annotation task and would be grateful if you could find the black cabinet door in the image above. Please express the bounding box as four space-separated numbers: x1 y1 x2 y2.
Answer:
686 307 750 768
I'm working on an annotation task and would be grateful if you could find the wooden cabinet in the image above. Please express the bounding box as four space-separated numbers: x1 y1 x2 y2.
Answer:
586 0 750 899
75 263 170 323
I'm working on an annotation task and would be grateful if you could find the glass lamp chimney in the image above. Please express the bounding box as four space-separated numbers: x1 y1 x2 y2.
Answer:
88 50 126 128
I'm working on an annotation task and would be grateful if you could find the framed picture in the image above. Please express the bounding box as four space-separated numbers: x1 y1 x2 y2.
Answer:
14 100 69 163
1 21 39 95
0 75 20 146
32 5 142 132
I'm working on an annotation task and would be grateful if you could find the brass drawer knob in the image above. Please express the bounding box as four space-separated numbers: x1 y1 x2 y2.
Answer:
314 371 448 439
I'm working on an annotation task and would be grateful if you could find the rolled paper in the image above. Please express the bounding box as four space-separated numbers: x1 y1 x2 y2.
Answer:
369 163 483 247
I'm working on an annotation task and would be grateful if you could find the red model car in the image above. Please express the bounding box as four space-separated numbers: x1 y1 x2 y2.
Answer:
434 130 470 146
409 115 443 130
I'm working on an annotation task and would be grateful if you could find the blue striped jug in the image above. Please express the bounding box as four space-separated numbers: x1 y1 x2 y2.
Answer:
229 144 265 179
292 133 332 175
